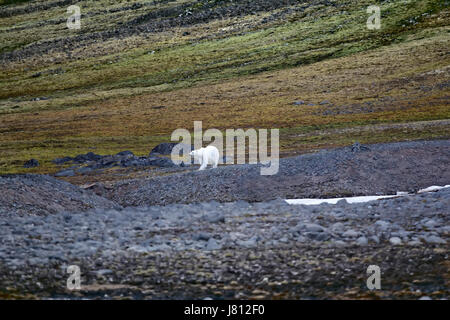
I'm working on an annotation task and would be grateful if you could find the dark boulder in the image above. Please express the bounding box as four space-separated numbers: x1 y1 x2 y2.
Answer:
23 159 39 168
119 156 149 168
73 152 103 163
52 156 73 165
119 156 176 168
92 156 117 169
150 143 193 156
180 161 192 167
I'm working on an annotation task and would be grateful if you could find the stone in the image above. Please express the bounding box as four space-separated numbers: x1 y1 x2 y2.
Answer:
356 236 368 246
204 213 225 223
425 236 445 244
369 235 380 244
238 237 258 248
424 219 438 228
149 143 193 156
193 232 211 241
351 141 370 152
296 223 326 233
333 240 347 246
23 159 39 168
74 152 102 163
304 223 326 233
76 167 93 174
331 222 345 232
375 220 391 231
206 238 222 251
52 157 73 165
305 231 331 241
389 237 402 245
116 151 134 158
54 169 75 177
343 229 359 238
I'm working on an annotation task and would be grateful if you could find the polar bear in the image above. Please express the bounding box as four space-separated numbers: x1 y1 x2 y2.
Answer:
189 145 220 170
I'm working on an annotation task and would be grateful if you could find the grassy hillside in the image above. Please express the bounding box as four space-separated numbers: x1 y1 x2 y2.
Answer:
0 0 449 174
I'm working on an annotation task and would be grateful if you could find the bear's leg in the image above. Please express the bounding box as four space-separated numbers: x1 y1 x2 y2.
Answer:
198 153 208 171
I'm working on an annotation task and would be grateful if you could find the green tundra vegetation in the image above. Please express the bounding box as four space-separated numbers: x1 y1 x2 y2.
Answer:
0 0 449 174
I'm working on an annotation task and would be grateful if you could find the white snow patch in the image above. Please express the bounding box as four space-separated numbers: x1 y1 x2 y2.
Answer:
417 185 450 193
286 185 450 206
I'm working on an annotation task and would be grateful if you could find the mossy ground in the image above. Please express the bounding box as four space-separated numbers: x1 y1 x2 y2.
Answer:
0 0 449 174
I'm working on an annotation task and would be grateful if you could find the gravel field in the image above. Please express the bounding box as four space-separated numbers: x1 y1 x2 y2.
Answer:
0 188 448 299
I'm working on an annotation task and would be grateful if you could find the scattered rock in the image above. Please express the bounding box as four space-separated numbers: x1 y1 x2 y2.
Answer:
193 232 212 241
116 151 134 158
424 235 446 244
343 229 359 238
299 223 326 233
331 222 345 232
150 143 193 155
52 157 73 165
389 237 402 245
375 220 391 231
74 152 103 163
305 231 331 241
54 169 75 177
204 212 225 223
23 159 39 168
76 167 93 175
351 142 370 152
356 236 368 246
206 238 222 251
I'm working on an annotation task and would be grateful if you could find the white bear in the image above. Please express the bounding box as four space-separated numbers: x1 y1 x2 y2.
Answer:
189 145 220 170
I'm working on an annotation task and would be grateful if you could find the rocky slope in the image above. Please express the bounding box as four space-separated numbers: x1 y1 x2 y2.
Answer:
108 139 450 206
0 174 119 216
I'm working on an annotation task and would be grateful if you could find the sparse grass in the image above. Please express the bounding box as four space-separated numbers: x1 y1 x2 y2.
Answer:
1 0 448 100
0 0 448 174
